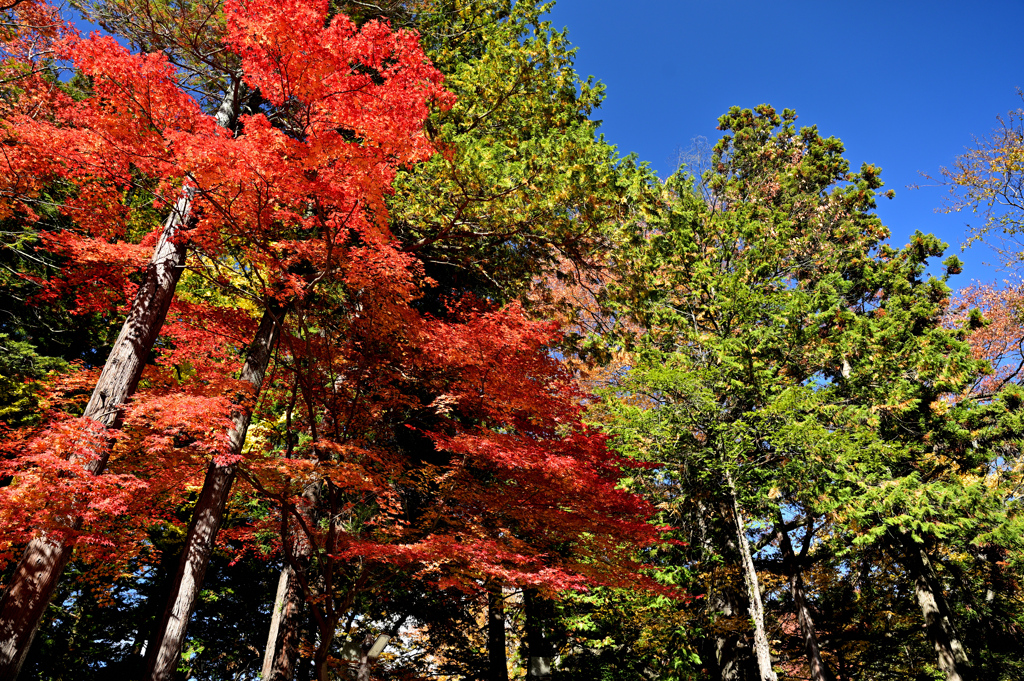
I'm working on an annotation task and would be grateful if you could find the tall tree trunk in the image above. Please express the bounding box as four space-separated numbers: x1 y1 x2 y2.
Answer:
354 632 378 681
298 608 317 681
776 518 835 681
903 539 970 681
125 537 186 677
0 190 193 680
726 473 777 681
0 77 243 680
488 586 508 681
524 589 554 679
306 542 366 681
696 497 752 681
311 642 329 681
144 306 285 681
261 564 305 681
263 477 320 681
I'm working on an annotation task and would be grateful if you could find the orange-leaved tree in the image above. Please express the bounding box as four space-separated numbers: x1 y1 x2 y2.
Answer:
0 0 451 675
239 287 666 680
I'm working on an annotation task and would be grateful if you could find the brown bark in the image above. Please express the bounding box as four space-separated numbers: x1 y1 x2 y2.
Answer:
129 539 185 676
488 586 508 681
695 497 754 681
306 560 368 681
776 519 835 681
0 191 193 680
144 306 285 681
904 540 970 681
261 564 305 681
0 75 245 679
81 191 196 440
262 473 321 681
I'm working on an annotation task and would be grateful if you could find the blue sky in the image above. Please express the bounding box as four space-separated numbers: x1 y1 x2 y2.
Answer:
545 0 1024 284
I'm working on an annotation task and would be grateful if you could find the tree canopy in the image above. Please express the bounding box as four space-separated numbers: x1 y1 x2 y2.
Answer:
1 2 1023 681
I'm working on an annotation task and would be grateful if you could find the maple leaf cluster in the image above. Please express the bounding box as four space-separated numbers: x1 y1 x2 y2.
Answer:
946 280 1024 396
257 300 661 589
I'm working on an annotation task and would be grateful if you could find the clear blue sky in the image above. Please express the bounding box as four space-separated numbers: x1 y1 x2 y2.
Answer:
546 0 1024 284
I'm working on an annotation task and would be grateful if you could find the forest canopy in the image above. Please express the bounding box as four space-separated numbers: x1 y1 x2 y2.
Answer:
1 1 1023 681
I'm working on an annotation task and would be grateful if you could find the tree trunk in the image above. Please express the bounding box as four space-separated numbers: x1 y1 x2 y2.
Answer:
488 586 508 681
261 564 305 681
726 473 777 681
295 606 318 681
126 537 185 677
904 540 970 681
307 552 356 681
524 589 554 679
79 190 196 440
144 306 285 681
312 637 331 681
776 519 835 681
0 190 193 680
262 472 321 681
0 74 245 679
695 497 753 681
354 632 378 681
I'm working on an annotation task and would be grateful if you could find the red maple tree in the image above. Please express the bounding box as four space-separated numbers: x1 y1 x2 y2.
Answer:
240 290 665 678
0 0 451 674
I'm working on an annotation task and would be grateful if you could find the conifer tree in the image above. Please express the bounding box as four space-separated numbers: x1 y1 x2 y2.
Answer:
592 105 1023 681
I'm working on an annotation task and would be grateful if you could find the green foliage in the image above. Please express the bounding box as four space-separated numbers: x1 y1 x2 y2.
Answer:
585 104 1024 680
550 565 702 681
387 0 639 305
0 334 68 427
20 542 277 681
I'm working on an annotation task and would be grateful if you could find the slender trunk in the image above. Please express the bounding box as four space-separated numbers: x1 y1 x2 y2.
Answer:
726 473 777 681
261 566 291 679
275 458 368 681
312 639 330 681
0 191 193 680
524 589 554 679
144 307 285 681
294 605 318 681
261 564 305 681
904 540 970 681
80 191 196 439
127 538 185 676
308 561 348 681
776 519 835 681
0 74 244 679
262 479 320 681
488 586 508 681
696 497 752 681
311 614 331 681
